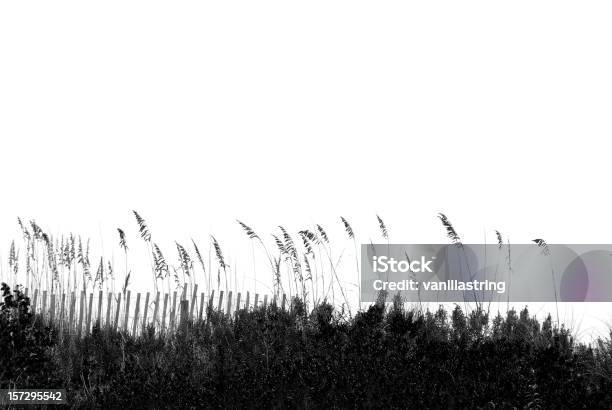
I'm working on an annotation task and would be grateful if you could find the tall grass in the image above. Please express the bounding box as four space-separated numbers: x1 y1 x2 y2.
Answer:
2 214 353 316
0 211 570 321
533 238 561 326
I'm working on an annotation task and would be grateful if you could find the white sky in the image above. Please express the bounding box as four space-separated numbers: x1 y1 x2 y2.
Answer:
1 1 612 339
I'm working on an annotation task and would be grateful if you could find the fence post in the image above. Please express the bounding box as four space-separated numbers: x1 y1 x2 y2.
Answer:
254 294 259 309
245 292 250 311
263 294 268 309
236 292 241 312
123 291 131 332
132 293 141 337
142 292 150 334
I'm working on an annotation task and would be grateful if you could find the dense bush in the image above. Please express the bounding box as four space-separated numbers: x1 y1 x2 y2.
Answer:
0 283 59 388
2 283 612 408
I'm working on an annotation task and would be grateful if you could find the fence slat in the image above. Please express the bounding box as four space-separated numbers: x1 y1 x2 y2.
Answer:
198 292 205 321
189 284 198 320
169 291 177 330
226 291 233 316
254 294 259 309
142 292 150 334
49 293 55 324
132 293 141 337
217 291 224 312
161 293 169 331
69 292 76 335
86 293 93 336
153 292 161 331
77 291 85 338
123 291 131 331
97 290 103 327
41 290 48 324
208 290 215 312
245 292 250 311
106 292 112 327
32 289 39 315
114 293 122 332
236 292 241 312
59 293 66 336
180 300 189 327
264 295 268 308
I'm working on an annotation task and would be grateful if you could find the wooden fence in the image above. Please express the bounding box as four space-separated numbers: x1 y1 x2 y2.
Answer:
20 286 288 338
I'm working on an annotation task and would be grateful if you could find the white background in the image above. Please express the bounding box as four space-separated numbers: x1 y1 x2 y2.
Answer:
1 1 611 338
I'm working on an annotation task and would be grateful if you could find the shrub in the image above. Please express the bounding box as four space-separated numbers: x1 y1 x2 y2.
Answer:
0 283 59 388
4 292 612 408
